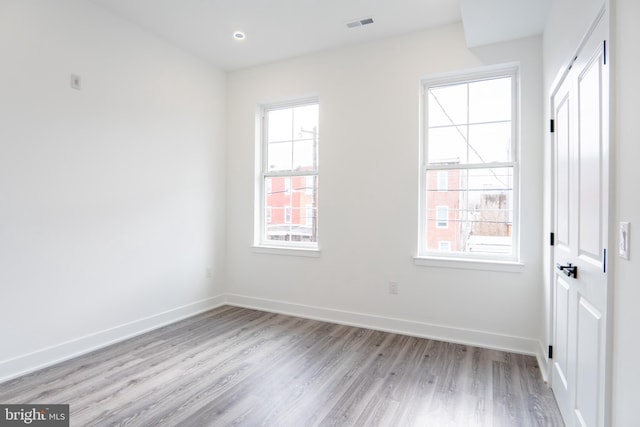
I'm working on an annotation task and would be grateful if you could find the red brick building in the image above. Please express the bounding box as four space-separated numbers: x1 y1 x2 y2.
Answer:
265 175 317 242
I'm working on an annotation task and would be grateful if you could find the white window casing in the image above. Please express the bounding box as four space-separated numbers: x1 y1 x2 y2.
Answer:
417 66 520 264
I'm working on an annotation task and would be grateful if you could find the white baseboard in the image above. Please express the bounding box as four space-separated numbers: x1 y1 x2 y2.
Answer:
225 294 541 357
0 295 225 383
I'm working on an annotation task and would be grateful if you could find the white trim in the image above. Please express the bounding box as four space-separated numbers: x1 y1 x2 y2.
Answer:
536 339 551 383
225 294 540 357
420 62 520 88
0 296 225 383
251 245 321 258
413 255 525 273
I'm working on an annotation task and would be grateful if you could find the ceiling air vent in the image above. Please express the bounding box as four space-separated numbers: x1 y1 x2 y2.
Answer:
346 17 375 29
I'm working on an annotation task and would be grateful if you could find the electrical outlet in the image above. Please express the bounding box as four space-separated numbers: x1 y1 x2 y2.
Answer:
389 281 399 295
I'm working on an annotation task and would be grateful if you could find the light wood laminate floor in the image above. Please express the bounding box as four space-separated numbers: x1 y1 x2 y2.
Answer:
0 306 563 426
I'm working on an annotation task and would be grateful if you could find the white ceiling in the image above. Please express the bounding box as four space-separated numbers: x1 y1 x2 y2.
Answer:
88 0 551 71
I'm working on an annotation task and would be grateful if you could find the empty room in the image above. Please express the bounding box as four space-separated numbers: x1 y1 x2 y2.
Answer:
0 0 638 426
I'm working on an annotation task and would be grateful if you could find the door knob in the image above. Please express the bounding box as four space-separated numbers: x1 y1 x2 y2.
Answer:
556 262 578 278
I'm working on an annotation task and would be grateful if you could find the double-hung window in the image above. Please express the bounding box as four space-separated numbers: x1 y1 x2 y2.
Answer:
419 67 519 261
258 100 319 249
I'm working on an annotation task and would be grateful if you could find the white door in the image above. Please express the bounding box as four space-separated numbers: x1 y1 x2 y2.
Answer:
551 10 609 427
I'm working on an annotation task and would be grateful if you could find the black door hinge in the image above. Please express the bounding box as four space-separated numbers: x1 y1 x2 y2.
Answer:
548 345 553 359
550 232 555 246
550 119 555 133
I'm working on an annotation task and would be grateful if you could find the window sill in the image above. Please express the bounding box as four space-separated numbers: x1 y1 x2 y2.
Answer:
252 245 321 258
413 256 524 273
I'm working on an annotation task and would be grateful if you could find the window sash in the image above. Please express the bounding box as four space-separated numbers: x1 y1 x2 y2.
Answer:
259 100 319 249
419 67 519 261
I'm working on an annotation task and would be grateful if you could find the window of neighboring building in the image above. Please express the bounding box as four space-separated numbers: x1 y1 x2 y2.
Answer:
257 100 319 248
436 206 449 228
439 241 451 252
419 67 518 261
284 206 292 224
437 171 448 192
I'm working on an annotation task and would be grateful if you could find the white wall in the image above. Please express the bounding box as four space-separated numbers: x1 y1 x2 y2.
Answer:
610 0 640 424
227 24 544 356
0 0 226 380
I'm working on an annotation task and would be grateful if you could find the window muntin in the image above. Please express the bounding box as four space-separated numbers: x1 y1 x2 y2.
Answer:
420 69 518 260
259 101 319 247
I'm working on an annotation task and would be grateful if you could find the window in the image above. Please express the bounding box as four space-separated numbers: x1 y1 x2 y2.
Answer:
258 100 319 247
419 67 518 260
439 241 451 252
436 206 449 228
437 171 448 191
284 206 292 224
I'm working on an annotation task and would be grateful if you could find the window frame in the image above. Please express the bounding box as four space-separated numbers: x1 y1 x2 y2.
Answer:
255 98 320 252
417 65 520 263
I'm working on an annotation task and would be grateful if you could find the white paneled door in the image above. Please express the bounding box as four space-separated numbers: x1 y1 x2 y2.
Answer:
551 10 609 427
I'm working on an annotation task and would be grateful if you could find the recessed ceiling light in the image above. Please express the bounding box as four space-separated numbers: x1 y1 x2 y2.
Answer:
233 31 246 41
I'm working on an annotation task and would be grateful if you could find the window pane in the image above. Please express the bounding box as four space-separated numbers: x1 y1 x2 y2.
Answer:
469 77 511 124
428 126 468 164
293 139 317 171
467 122 512 163
425 167 513 255
267 108 293 142
265 175 318 243
267 141 293 172
428 84 468 127
267 103 319 172
293 104 319 141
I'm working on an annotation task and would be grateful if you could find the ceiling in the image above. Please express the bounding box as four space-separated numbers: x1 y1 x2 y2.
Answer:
88 0 552 71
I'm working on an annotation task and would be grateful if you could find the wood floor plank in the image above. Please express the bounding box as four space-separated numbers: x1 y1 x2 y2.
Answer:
0 307 563 426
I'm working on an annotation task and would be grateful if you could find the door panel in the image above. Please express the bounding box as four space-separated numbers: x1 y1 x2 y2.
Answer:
575 296 601 427
550 10 609 426
556 95 571 248
554 278 570 389
578 55 604 262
